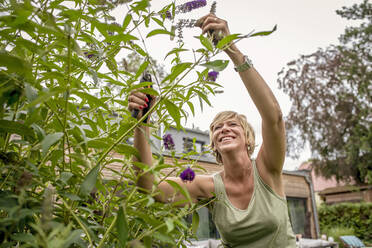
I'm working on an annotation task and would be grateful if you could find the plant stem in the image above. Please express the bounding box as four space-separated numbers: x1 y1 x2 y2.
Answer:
100 167 128 225
96 214 117 248
3 99 20 151
63 27 72 171
62 199 93 246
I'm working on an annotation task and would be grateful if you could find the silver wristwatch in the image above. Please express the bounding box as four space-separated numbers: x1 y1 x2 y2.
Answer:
234 55 253 72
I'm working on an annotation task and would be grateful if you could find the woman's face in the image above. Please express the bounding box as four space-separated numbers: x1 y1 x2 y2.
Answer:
212 118 247 155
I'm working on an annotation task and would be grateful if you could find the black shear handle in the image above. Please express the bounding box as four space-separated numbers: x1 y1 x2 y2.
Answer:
131 73 153 123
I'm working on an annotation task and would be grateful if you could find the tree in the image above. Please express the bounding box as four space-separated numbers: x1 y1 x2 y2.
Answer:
278 0 371 184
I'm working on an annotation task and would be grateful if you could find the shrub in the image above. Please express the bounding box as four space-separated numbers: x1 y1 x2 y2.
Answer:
0 0 275 247
318 202 372 244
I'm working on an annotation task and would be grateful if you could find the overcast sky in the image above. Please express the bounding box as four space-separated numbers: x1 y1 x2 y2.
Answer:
113 0 360 170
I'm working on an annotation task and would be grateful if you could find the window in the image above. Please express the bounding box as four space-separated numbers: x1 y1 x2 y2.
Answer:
287 197 309 237
183 138 205 153
186 206 220 240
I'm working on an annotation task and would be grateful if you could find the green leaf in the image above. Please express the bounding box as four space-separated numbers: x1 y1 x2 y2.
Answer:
41 132 64 156
165 180 192 204
192 211 199 234
11 233 36 243
146 29 174 38
0 120 34 138
74 91 108 110
122 14 132 31
199 34 214 52
134 60 149 79
139 87 158 96
200 60 229 72
165 218 174 232
0 52 32 79
193 89 211 106
80 165 100 196
25 87 65 109
153 232 174 244
164 99 181 128
63 229 84 248
25 83 38 102
164 48 188 60
117 206 129 248
187 101 195 116
250 25 277 37
115 144 139 158
130 43 147 57
164 62 192 83
216 33 240 49
60 172 73 184
151 17 164 27
131 0 150 12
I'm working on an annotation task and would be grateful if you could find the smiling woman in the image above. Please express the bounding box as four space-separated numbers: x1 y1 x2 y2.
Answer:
130 11 296 247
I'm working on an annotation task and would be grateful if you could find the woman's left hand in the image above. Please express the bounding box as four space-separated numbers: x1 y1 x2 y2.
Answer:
196 14 231 44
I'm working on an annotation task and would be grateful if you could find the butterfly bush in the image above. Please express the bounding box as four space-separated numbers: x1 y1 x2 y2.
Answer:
0 0 277 246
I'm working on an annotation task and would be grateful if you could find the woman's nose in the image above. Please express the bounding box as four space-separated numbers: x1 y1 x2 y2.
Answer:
221 124 230 132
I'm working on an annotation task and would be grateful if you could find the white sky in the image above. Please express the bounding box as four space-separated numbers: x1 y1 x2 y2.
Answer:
112 0 360 170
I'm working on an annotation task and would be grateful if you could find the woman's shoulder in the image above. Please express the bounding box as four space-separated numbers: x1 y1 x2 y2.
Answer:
194 174 216 199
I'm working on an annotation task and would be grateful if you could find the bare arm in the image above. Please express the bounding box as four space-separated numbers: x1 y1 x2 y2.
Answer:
129 91 212 205
199 14 286 175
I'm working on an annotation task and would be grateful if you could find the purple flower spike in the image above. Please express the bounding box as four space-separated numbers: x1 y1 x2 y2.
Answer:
179 0 207 13
165 10 172 20
208 71 219 82
180 167 195 182
163 134 175 150
84 51 95 59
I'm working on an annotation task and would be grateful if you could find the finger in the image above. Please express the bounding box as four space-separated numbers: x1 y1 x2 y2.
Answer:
128 102 145 112
128 94 148 109
201 15 219 29
202 23 226 35
130 91 149 103
196 13 216 28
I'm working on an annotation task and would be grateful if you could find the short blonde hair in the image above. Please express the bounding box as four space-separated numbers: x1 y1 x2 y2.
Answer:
209 111 255 164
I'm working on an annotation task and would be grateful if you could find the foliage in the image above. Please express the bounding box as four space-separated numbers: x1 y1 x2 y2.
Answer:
318 202 372 244
322 226 355 248
0 0 275 247
278 0 372 184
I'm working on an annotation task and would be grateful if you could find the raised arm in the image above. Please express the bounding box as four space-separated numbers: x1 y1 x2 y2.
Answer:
199 14 286 176
128 91 212 205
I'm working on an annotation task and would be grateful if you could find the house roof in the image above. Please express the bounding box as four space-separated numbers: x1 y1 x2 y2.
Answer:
299 162 353 192
318 184 372 195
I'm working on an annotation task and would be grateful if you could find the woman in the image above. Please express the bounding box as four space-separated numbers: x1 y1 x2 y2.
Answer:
128 14 296 248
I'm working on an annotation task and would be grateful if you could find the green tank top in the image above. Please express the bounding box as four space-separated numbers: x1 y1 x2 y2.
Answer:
212 160 296 248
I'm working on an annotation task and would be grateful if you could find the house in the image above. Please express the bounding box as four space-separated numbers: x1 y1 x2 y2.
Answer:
299 162 372 205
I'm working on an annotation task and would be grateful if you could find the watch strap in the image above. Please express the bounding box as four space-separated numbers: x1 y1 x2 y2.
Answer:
234 55 253 72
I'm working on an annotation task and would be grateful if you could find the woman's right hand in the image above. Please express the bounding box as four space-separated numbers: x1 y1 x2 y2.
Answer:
128 90 151 120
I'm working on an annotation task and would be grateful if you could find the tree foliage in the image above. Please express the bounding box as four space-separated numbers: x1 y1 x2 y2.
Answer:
0 0 275 246
278 0 371 184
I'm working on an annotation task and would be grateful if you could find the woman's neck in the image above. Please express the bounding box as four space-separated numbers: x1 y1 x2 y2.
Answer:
221 150 252 182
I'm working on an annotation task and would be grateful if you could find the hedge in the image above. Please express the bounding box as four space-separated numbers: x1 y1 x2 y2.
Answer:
318 202 372 243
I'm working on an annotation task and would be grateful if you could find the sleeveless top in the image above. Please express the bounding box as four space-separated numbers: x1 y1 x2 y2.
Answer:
211 160 296 248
